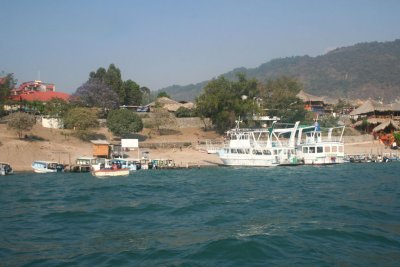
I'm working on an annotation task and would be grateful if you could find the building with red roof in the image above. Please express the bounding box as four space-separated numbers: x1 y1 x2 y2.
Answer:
8 80 71 102
10 91 70 102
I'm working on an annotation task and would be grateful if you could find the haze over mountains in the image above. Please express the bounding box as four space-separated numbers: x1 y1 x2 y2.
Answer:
160 39 400 102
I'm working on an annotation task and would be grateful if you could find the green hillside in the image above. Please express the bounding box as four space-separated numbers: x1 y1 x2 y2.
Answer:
160 39 400 102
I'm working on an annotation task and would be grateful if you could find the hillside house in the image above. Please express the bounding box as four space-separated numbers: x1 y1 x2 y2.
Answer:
297 90 336 114
350 100 400 134
349 100 400 120
91 140 110 158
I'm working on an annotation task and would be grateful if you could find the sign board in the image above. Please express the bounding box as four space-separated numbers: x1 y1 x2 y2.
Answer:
121 139 138 148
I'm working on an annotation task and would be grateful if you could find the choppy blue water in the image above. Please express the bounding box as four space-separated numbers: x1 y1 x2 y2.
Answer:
1 163 400 266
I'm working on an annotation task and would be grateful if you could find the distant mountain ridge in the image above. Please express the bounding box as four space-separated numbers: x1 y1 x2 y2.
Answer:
159 39 400 102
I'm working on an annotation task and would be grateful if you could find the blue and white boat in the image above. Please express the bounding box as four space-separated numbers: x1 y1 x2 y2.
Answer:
110 158 141 172
31 161 65 173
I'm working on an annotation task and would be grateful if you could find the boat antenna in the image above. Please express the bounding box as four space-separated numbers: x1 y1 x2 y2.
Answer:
235 116 243 130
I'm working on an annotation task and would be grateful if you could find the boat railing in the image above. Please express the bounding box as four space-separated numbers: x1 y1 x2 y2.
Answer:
300 136 343 144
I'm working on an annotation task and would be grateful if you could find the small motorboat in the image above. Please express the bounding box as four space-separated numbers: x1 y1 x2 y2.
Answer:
31 161 65 173
91 163 130 178
0 162 13 176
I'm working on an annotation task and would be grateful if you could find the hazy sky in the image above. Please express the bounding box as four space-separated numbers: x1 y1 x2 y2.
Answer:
1 0 400 94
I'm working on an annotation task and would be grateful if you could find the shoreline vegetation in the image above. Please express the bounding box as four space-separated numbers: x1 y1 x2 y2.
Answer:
0 123 393 173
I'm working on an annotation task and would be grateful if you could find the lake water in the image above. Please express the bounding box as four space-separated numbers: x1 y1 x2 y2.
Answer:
1 163 399 266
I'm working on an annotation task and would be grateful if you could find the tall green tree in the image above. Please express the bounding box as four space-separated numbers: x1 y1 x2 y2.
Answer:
123 79 142 105
85 64 143 106
106 109 143 137
105 64 125 103
195 74 259 133
89 67 107 83
261 76 306 123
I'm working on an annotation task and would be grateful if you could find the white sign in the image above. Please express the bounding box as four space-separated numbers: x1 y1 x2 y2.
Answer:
121 139 138 148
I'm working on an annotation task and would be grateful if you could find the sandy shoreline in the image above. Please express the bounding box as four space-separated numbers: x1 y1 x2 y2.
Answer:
1 124 397 172
2 141 394 173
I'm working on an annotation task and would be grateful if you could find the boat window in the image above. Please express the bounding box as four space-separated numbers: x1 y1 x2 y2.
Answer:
309 147 316 153
34 162 46 168
245 149 250 154
263 150 272 155
317 146 323 153
303 147 308 153
231 149 237 153
325 146 331 153
339 146 344 152
332 146 337 152
48 163 57 169
237 149 244 154
255 150 262 155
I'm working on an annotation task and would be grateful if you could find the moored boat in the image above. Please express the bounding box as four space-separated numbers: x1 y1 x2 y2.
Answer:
0 162 13 176
31 161 65 173
218 120 300 167
91 167 130 178
70 156 103 172
296 124 345 165
110 158 141 172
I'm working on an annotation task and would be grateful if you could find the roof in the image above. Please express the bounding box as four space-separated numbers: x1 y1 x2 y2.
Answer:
90 140 110 145
297 90 325 102
349 100 400 116
148 97 194 111
9 91 70 102
372 119 400 132
148 97 179 107
353 117 387 127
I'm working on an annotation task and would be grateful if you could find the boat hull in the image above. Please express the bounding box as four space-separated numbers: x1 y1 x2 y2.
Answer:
218 153 279 167
33 169 58 174
91 168 130 178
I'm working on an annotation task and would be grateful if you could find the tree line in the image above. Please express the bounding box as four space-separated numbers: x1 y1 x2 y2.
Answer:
195 74 310 133
2 65 342 139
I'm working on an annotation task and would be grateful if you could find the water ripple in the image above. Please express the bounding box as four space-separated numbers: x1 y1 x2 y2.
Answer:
0 163 400 266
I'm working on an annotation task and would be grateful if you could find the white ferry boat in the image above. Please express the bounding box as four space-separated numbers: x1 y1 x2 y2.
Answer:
296 124 345 165
218 120 300 167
